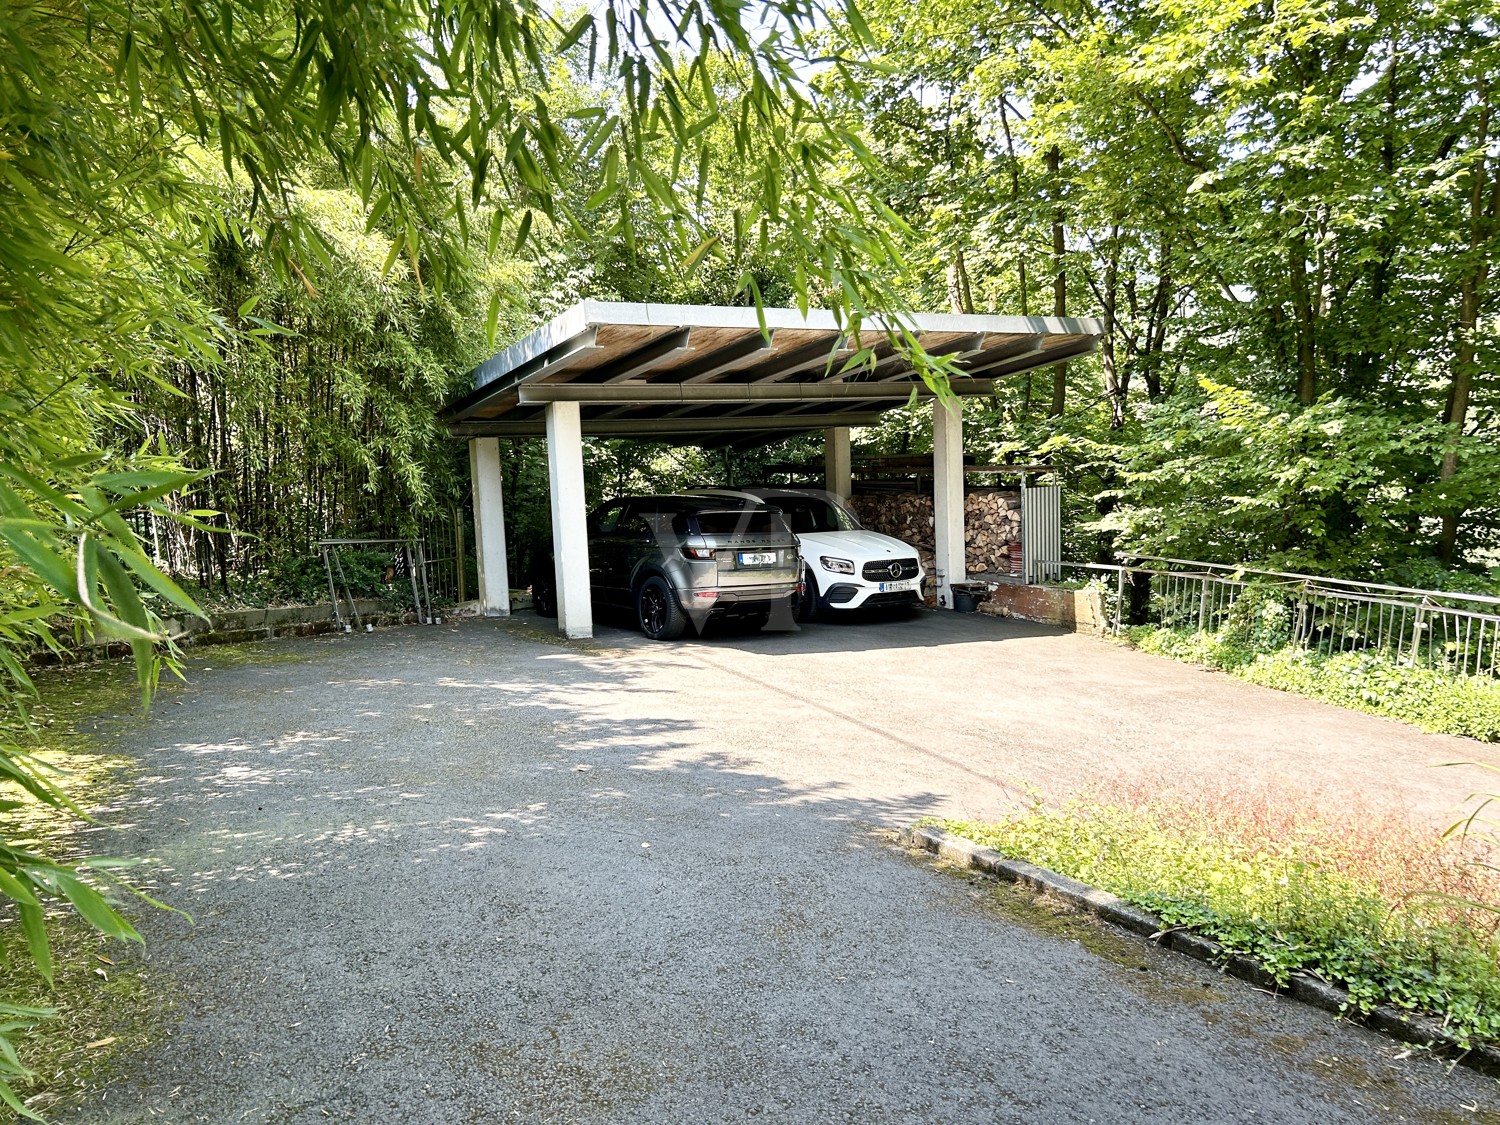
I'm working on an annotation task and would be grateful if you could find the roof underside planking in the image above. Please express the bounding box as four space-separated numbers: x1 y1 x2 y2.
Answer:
441 301 1107 448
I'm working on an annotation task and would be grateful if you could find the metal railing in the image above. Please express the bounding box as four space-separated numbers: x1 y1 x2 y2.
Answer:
1062 556 1500 678
317 538 436 628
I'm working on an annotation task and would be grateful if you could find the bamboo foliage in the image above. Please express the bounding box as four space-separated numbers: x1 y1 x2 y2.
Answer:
126 177 517 591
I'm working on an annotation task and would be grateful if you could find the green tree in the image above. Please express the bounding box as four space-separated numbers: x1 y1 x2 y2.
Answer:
839 0 1500 574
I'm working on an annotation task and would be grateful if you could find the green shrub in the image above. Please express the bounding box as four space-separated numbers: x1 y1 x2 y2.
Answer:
937 781 1500 1047
1241 649 1500 743
175 547 417 611
1216 584 1293 655
265 548 409 604
1127 625 1500 742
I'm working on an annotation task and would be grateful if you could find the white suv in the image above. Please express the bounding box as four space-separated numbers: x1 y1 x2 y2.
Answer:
692 488 925 622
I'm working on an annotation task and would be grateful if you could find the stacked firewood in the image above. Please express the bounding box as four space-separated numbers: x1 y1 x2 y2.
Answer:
848 489 1022 577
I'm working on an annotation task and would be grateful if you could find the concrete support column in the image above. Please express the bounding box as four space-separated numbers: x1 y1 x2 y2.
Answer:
823 426 852 503
932 397 966 608
468 437 510 617
545 400 593 639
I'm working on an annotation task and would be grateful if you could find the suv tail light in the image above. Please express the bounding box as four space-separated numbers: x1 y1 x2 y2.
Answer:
682 546 715 560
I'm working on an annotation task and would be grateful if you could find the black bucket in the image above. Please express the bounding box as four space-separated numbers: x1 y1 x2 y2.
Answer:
952 588 982 613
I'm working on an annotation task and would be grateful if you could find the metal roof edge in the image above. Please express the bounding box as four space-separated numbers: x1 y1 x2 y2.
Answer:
562 300 1105 339
470 303 595 390
451 301 1107 424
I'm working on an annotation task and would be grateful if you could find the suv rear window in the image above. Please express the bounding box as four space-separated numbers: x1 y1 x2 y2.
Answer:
692 510 787 535
767 496 860 534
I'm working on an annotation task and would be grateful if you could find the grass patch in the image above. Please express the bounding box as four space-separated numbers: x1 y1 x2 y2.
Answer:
1 658 175 1118
1 917 163 1120
936 779 1500 1048
1127 625 1500 743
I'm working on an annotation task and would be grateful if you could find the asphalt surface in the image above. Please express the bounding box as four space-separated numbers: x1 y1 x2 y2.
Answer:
64 611 1500 1122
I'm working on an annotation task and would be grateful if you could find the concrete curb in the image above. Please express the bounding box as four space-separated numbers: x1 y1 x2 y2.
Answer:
906 824 1500 1077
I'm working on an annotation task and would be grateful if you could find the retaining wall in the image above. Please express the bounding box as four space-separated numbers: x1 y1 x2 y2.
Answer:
979 583 1108 635
162 599 421 646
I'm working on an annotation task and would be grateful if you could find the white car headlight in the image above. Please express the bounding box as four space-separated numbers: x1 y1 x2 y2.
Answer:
820 556 855 574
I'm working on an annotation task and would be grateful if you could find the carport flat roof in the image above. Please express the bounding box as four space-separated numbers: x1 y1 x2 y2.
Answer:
441 301 1105 444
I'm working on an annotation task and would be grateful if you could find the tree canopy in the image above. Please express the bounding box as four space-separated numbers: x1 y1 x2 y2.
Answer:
836 0 1499 577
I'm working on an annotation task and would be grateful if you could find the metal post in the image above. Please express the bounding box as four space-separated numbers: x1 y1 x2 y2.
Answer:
323 547 344 632
404 541 422 625
1198 577 1210 633
1114 565 1125 635
1408 607 1426 665
454 506 466 605
417 540 435 623
331 550 361 631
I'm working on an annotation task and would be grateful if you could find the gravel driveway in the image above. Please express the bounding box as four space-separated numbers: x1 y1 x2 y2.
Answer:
67 612 1500 1122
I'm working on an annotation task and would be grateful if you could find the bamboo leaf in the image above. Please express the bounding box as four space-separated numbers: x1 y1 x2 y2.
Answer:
681 235 720 274
0 523 77 597
18 903 50 985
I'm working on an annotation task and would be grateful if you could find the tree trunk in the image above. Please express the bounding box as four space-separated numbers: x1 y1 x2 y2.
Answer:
1047 146 1067 416
1099 228 1124 429
1288 225 1318 405
946 248 974 314
1142 232 1173 399
1437 82 1496 563
998 98 1032 415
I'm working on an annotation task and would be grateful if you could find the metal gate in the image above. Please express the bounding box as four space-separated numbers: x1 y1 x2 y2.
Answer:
1021 483 1062 584
418 504 477 606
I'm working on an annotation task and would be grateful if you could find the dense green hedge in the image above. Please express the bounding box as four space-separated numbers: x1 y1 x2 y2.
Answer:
1128 626 1500 743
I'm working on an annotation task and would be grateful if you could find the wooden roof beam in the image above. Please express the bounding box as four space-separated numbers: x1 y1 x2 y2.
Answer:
449 411 888 438
570 327 695 384
653 331 777 384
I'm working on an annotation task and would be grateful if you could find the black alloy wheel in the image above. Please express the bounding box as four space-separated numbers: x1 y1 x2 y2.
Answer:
635 575 687 640
793 565 821 623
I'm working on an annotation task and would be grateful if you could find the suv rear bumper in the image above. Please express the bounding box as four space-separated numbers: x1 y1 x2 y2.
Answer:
678 582 798 624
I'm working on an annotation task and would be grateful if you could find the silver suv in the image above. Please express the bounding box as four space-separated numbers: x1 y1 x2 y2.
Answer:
533 495 800 640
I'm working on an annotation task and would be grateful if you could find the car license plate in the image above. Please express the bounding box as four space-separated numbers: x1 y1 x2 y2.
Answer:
878 579 917 593
738 551 777 566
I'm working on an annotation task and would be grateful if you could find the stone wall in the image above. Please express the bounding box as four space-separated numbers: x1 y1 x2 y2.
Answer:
162 599 420 646
979 583 1107 635
36 599 497 667
849 488 1022 578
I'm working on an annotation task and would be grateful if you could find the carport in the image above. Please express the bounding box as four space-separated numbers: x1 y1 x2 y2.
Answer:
441 301 1104 639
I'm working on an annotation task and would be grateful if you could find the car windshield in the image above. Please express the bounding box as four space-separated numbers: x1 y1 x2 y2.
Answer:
766 496 860 534
693 510 788 535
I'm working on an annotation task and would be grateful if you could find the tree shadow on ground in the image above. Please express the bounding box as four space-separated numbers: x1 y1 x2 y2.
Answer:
528 602 1070 658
